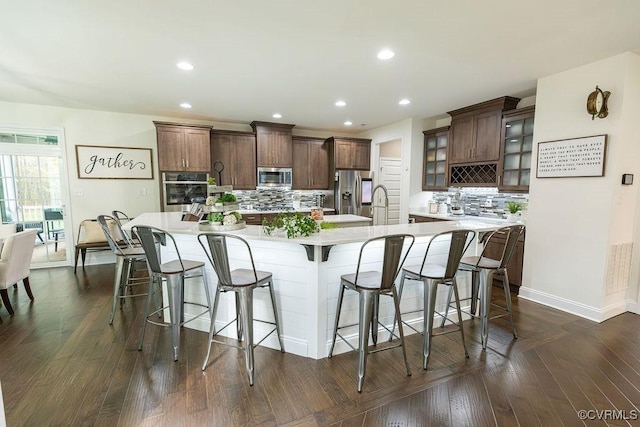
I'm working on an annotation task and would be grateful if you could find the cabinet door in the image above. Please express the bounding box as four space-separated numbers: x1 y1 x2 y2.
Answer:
243 213 262 225
308 140 329 188
423 127 449 190
232 135 257 189
448 117 474 164
473 110 502 162
211 134 235 186
334 140 354 169
499 107 534 192
292 139 310 189
184 128 211 172
256 128 292 167
156 126 185 171
353 141 371 170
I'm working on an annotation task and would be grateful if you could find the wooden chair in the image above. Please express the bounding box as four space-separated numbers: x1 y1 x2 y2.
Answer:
74 219 119 273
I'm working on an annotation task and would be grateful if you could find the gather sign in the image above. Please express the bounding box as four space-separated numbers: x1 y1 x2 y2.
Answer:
75 145 154 179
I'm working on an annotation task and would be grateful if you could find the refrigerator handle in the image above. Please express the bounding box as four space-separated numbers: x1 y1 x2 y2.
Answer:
355 175 361 214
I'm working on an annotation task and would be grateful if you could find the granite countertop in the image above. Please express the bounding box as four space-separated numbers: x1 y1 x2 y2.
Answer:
125 212 504 247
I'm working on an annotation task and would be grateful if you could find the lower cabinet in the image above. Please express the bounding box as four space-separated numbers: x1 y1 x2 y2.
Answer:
482 230 525 294
243 213 262 225
409 215 448 223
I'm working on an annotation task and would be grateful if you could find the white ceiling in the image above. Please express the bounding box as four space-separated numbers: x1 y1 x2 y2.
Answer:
2 1 639 132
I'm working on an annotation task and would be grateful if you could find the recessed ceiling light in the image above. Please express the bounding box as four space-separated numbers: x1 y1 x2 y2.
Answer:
377 49 395 60
344 121 353 126
180 102 192 109
335 100 346 107
176 61 194 71
272 113 282 119
398 99 411 105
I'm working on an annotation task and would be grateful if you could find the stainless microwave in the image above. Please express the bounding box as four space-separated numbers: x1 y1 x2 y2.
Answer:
257 167 292 190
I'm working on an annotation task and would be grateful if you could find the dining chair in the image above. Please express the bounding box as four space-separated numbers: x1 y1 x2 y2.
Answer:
0 229 38 316
329 233 415 392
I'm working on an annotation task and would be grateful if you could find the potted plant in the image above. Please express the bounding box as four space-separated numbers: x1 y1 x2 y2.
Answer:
215 193 237 207
262 212 320 238
505 201 523 222
207 212 223 225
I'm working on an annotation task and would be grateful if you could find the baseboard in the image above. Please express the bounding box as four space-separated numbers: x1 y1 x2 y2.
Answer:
518 286 629 323
627 299 640 315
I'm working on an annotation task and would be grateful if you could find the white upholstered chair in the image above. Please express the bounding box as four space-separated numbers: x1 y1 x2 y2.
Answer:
0 229 38 316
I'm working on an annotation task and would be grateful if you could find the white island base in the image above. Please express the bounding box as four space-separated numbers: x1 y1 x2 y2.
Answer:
125 213 502 359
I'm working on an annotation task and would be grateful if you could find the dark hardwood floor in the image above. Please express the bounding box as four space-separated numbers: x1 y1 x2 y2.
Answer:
1 264 639 426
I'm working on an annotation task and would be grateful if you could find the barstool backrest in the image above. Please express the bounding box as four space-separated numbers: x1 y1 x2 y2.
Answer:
97 214 129 255
481 224 525 269
354 234 415 290
132 225 182 274
419 229 476 279
197 233 258 286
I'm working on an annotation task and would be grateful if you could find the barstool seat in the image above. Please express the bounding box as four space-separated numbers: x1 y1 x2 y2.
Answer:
393 229 476 370
133 225 211 362
453 224 525 350
98 214 149 325
198 233 284 386
329 233 415 392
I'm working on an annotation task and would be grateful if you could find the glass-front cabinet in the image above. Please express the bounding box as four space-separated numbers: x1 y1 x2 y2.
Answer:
498 106 534 192
422 126 449 191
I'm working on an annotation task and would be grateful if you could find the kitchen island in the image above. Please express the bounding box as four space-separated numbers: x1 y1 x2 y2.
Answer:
125 212 504 359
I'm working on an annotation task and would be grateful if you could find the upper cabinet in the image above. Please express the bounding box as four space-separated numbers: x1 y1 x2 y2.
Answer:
328 137 371 170
447 97 520 165
422 126 449 191
251 121 295 168
210 130 257 190
154 122 211 172
292 136 330 190
498 106 534 192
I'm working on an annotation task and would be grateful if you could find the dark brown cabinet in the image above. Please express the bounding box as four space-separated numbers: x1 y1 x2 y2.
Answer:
448 97 520 165
292 136 329 189
251 121 295 168
154 122 211 172
498 106 534 192
211 130 257 190
409 215 448 223
422 126 449 191
328 137 371 170
243 213 262 225
483 230 525 293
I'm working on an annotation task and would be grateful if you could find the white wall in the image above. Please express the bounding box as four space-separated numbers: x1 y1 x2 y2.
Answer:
520 52 640 321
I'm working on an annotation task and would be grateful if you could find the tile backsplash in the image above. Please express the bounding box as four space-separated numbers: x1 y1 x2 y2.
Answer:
231 189 333 210
430 187 529 219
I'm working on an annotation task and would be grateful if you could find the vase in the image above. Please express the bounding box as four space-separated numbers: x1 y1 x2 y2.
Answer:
506 213 519 223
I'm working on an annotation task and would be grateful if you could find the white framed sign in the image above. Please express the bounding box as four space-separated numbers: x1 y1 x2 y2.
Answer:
536 134 607 178
76 145 154 179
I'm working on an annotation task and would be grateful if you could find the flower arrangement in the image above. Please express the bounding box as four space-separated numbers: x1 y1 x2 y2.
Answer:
506 201 523 214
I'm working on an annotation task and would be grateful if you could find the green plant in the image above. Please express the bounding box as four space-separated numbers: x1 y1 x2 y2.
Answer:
506 201 523 214
262 212 320 238
320 221 339 230
215 193 237 204
207 212 223 223
207 177 216 185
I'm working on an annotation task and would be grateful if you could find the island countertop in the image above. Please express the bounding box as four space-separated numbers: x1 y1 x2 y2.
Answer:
125 212 504 246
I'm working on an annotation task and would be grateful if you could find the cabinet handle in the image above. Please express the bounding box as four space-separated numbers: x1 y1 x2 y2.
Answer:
186 160 189 169
182 159 185 168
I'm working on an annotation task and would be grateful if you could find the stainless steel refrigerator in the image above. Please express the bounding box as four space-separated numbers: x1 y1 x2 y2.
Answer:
334 171 374 216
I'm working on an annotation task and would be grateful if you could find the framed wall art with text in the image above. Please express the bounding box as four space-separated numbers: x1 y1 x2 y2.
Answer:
76 145 154 179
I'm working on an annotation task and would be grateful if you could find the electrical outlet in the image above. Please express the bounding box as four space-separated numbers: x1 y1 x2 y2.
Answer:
139 188 147 196
75 189 84 197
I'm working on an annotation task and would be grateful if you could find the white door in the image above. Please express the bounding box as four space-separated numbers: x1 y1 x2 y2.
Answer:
375 157 402 225
0 127 72 267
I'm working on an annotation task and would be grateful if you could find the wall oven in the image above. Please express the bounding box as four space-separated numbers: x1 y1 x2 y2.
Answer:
257 167 292 190
162 172 208 211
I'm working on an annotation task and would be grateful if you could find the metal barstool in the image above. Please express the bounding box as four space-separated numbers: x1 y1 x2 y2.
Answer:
197 233 284 386
97 215 148 325
393 229 476 370
133 225 211 361
329 234 415 392
444 224 525 350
